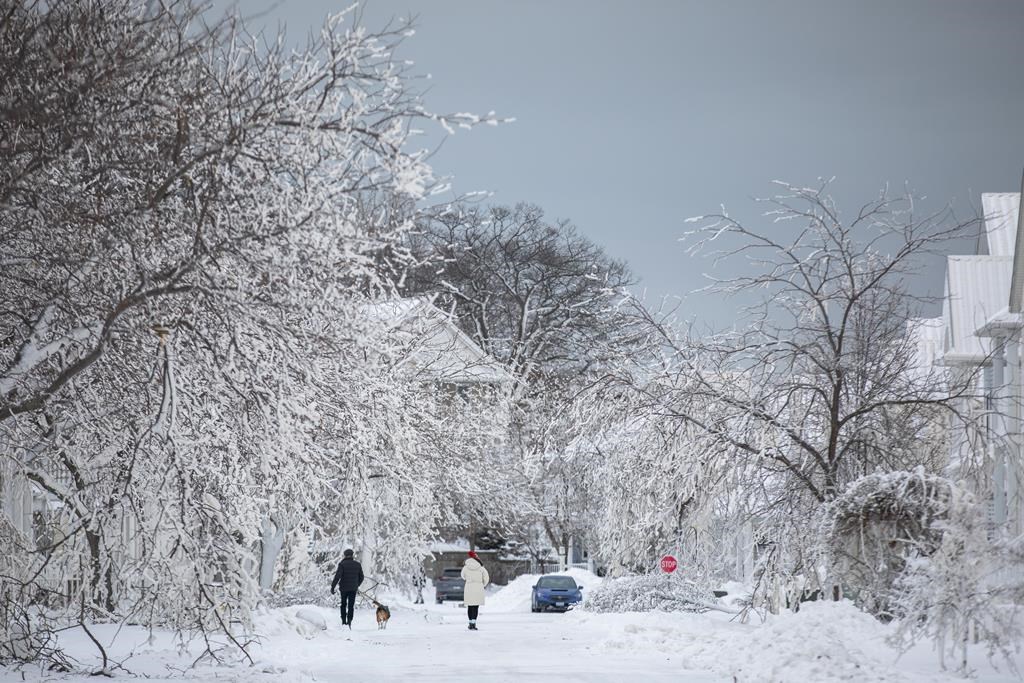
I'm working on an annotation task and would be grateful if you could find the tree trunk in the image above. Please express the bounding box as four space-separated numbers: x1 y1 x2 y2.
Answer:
84 528 114 613
258 516 286 592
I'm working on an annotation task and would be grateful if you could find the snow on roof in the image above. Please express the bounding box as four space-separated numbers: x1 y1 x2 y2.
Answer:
941 255 1012 363
362 297 510 385
975 307 1024 338
428 538 472 553
361 296 430 323
980 193 1019 257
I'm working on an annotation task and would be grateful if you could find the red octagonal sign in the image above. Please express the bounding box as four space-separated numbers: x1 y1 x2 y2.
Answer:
660 555 677 573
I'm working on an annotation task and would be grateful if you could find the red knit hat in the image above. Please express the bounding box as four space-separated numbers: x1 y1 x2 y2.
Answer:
467 550 479 560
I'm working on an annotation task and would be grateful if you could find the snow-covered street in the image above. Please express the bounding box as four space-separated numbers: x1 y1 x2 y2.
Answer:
250 602 1024 683
5 590 1023 683
257 607 720 682
0 605 715 683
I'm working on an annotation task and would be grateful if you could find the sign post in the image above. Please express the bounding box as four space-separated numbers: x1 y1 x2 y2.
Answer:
660 555 677 574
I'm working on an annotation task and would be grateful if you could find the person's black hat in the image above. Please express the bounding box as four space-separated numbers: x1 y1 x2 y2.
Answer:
343 548 354 558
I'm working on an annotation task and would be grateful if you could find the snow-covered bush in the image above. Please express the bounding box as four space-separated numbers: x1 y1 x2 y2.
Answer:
820 469 954 619
890 492 1024 673
820 470 1024 673
583 573 719 614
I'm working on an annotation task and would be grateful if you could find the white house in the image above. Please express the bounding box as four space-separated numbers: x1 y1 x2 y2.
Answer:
932 191 1024 537
360 296 510 387
324 297 511 580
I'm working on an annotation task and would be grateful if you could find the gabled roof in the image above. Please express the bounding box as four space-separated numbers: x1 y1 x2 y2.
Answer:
362 297 510 385
941 255 1012 364
979 193 1019 257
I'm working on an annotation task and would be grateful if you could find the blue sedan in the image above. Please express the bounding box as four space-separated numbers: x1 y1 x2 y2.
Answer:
530 575 583 612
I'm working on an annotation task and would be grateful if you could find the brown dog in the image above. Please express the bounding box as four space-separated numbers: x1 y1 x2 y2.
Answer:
374 602 391 630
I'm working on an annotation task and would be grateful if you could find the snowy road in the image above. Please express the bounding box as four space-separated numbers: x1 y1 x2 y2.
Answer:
256 607 726 682
4 597 1022 682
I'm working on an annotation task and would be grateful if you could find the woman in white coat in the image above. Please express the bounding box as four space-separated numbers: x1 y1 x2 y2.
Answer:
461 550 489 630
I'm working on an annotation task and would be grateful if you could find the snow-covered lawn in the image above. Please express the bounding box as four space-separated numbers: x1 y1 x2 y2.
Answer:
4 575 1022 683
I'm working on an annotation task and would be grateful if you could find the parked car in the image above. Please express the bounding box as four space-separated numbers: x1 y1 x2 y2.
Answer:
434 567 465 604
531 575 583 612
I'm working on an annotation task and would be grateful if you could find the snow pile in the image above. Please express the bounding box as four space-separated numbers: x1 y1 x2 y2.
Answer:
254 605 336 639
584 572 718 613
568 609 733 664
718 601 909 682
486 568 602 613
294 608 327 630
716 580 752 609
577 599 960 682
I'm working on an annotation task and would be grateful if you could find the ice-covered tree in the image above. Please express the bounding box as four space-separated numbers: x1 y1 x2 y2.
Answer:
401 203 641 564
668 181 976 502
561 377 729 576
587 181 985 606
0 0 505 668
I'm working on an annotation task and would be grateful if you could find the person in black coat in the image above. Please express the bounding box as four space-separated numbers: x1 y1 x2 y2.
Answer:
330 549 364 627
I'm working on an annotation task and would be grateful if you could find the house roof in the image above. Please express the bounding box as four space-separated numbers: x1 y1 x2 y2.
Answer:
975 307 1024 338
980 193 1019 257
362 297 510 385
941 255 1012 364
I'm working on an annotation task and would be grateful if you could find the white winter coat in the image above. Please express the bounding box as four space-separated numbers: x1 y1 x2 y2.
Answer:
461 558 489 606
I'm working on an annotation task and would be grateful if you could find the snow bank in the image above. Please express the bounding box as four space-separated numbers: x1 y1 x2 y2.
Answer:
294 607 327 630
572 599 972 683
254 605 336 638
720 601 910 682
584 572 720 613
486 568 602 613
716 579 752 609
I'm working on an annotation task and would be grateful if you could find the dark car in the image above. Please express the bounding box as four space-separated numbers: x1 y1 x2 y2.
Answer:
434 567 465 604
531 575 583 612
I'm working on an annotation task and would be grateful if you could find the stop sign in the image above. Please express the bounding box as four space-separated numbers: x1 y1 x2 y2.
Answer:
660 555 677 573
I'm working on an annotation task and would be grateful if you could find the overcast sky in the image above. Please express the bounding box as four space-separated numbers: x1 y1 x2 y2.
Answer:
216 0 1024 326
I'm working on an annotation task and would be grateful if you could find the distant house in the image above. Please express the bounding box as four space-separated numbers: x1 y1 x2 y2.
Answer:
361 299 601 579
335 297 512 577
361 297 510 387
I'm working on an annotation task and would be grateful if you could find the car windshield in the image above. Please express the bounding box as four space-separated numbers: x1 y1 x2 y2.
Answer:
537 576 577 590
442 569 462 577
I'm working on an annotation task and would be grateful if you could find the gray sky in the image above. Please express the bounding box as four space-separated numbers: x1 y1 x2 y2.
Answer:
220 0 1024 325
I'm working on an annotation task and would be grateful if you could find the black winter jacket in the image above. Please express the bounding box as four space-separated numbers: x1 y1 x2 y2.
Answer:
331 558 364 593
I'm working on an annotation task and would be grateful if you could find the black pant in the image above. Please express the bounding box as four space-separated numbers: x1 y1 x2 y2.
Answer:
467 605 479 621
340 591 357 624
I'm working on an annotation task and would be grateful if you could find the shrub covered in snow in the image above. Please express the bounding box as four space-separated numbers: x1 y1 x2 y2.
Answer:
264 569 334 609
820 469 955 618
822 470 1024 673
583 573 719 613
891 494 1024 673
